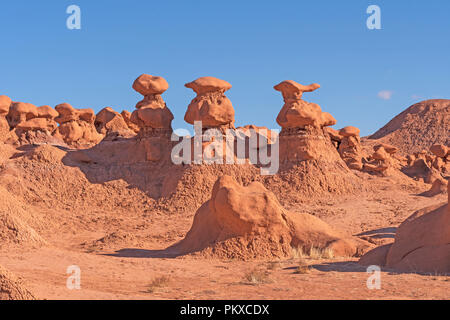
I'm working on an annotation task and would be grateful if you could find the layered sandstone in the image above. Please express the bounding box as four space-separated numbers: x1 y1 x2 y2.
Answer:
274 80 342 163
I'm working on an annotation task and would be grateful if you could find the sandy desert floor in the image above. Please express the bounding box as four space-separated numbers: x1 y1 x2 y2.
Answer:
1 173 448 300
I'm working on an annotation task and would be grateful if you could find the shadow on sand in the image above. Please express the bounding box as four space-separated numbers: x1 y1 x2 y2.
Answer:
357 227 397 240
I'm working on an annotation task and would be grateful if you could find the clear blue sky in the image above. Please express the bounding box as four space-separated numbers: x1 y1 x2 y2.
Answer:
1 0 449 136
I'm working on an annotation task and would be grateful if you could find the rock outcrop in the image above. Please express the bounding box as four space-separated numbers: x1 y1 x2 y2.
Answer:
121 110 139 133
130 74 174 161
171 175 370 259
95 107 135 140
131 74 174 132
53 103 103 148
360 184 450 274
6 102 38 128
5 102 62 146
338 126 363 170
401 144 449 184
0 95 11 142
429 144 449 175
274 80 342 162
363 143 399 176
184 77 235 130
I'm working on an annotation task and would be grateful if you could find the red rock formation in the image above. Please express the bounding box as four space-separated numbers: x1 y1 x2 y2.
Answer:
3 100 63 146
338 126 363 170
184 77 235 130
121 110 139 133
324 127 342 148
401 144 449 184
171 175 370 259
130 74 174 162
0 95 11 141
6 102 38 128
430 144 448 158
363 144 401 176
429 144 449 175
422 178 448 197
274 80 343 163
360 183 450 274
95 107 135 140
131 74 174 132
370 99 450 155
275 81 322 129
53 103 103 148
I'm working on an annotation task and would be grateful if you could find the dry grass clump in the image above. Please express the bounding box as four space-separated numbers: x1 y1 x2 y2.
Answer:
146 275 171 293
291 246 334 260
243 269 273 285
290 246 335 275
294 264 311 274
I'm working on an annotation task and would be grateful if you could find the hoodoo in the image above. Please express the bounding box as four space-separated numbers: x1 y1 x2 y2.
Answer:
130 74 174 161
184 77 235 130
274 80 343 163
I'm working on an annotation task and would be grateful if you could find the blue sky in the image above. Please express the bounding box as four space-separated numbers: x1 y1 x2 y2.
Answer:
0 0 449 136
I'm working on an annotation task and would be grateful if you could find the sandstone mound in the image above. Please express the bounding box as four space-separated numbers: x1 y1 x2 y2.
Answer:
0 265 36 300
170 175 370 259
0 185 47 247
370 99 450 155
360 184 450 274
